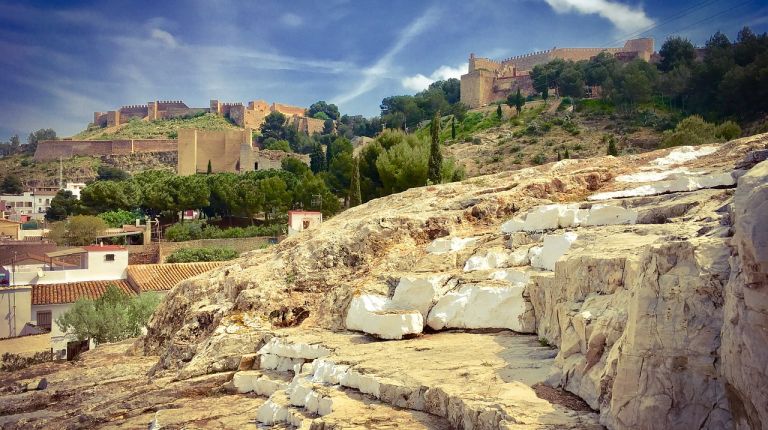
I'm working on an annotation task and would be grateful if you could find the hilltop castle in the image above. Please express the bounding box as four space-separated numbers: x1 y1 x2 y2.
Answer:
93 99 325 135
460 38 654 108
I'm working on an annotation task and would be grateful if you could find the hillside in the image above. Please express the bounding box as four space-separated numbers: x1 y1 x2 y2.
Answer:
71 113 241 140
1 132 766 429
431 98 667 177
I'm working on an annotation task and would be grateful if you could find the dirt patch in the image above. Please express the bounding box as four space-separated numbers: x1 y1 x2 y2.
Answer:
532 383 596 413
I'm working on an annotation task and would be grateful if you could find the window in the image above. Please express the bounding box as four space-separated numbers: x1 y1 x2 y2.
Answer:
254 162 259 170
105 254 115 262
37 311 52 331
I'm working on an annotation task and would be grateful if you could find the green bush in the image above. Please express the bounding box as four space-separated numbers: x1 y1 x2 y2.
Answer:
661 115 716 147
165 247 239 263
532 153 547 165
715 121 741 141
164 221 284 242
1 350 54 371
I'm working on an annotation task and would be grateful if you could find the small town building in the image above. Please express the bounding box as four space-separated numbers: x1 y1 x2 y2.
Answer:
288 210 323 236
0 218 21 240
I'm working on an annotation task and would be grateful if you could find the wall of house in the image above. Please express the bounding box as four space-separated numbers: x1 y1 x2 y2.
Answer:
0 221 20 240
0 286 32 338
0 332 51 356
9 251 128 286
288 212 323 236
31 302 74 354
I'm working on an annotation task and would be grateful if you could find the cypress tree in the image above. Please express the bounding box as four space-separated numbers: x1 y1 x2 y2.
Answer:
496 104 502 119
310 144 326 173
207 160 212 174
348 156 362 207
557 151 561 161
607 138 618 156
451 117 456 140
427 111 443 185
564 148 570 159
515 88 524 114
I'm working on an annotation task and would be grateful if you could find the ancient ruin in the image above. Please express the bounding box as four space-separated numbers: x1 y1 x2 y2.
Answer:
460 38 654 107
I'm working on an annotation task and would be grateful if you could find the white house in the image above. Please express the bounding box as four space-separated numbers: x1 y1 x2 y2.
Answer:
287 210 323 236
30 279 135 356
7 245 128 286
64 182 87 199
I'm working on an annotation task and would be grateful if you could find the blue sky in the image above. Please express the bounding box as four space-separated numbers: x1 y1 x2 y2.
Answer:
0 0 766 138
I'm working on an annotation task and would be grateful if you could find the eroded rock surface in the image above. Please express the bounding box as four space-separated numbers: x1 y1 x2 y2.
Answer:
2 136 767 429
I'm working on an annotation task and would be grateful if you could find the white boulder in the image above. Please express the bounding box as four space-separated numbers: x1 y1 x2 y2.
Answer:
489 269 530 286
426 284 532 332
390 274 453 317
463 249 510 271
500 218 525 233
589 171 735 201
584 204 638 226
508 247 531 266
426 236 478 254
345 294 423 340
233 370 260 393
531 232 578 271
258 338 331 360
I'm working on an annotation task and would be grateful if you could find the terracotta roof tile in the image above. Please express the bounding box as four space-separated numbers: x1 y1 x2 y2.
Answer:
32 280 135 305
127 262 223 292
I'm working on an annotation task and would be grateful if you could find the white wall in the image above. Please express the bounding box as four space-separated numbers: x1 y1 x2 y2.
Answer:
288 213 323 236
7 250 128 286
0 286 32 338
31 303 75 355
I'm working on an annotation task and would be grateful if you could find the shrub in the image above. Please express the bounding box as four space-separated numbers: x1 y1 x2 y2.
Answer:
661 115 717 147
56 285 161 345
1 350 54 371
165 247 239 263
715 121 741 141
164 221 284 242
532 153 547 165
472 137 482 145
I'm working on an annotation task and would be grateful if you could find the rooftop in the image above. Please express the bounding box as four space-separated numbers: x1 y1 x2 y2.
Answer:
82 245 127 252
127 262 223 292
32 279 135 305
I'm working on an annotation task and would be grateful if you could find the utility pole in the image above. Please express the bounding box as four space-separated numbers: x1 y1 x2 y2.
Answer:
58 156 63 190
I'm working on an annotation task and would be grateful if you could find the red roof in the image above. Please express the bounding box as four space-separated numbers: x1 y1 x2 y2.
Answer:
127 262 223 292
32 280 136 305
82 245 126 252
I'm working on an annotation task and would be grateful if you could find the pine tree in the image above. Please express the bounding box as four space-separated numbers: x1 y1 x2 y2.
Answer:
451 117 456 140
427 111 443 185
348 156 362 207
607 138 618 156
207 160 212 174
564 148 570 159
496 104 502 119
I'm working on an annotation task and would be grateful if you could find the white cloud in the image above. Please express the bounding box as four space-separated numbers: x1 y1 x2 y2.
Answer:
544 0 654 33
150 28 177 48
333 6 440 104
280 13 303 27
401 63 468 92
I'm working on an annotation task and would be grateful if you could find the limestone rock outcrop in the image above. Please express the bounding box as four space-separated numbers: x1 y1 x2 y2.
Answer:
132 135 768 430
721 160 768 430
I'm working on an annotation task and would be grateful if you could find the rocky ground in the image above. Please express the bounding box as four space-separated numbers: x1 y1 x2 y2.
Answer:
1 134 766 429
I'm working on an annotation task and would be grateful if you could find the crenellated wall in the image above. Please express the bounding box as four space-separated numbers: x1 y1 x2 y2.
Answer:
462 38 655 107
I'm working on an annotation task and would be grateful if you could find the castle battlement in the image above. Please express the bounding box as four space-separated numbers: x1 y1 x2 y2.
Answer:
461 38 655 108
121 104 148 109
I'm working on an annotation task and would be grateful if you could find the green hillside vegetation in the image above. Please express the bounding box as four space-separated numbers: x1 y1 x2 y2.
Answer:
72 113 240 140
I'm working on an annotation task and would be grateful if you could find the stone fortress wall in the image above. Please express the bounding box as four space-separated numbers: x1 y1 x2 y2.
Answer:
35 98 326 161
34 139 177 162
460 38 654 108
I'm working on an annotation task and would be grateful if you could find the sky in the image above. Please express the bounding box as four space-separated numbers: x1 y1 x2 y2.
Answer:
0 0 766 139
